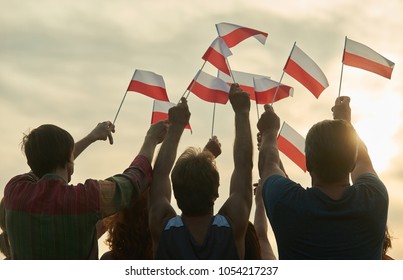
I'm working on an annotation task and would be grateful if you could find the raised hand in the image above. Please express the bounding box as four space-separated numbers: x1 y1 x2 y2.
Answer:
203 136 222 158
229 83 250 114
332 96 351 123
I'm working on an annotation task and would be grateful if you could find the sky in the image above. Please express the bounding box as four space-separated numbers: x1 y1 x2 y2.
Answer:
1 0 402 260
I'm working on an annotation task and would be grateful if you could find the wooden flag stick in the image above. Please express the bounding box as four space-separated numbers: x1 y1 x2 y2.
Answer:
112 90 128 125
338 36 348 97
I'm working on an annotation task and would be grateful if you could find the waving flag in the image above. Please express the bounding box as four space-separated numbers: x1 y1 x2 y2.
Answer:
215 22 268 48
127 69 169 101
253 77 293 104
151 100 191 130
188 70 230 104
343 37 395 79
284 44 329 98
277 122 306 172
218 70 269 101
202 37 232 76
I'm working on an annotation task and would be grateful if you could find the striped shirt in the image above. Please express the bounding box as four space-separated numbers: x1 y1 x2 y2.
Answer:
4 155 152 260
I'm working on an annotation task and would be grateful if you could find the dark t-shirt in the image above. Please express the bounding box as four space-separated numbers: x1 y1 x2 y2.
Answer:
155 215 239 260
263 173 388 259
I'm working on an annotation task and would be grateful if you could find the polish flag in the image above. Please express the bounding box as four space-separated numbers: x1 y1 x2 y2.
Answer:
284 44 329 99
277 122 306 172
151 100 191 130
188 70 230 104
218 70 269 101
202 37 232 76
215 22 268 48
127 69 169 102
253 77 293 104
343 37 395 79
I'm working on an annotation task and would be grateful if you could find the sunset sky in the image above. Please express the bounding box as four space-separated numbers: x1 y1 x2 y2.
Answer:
1 0 402 259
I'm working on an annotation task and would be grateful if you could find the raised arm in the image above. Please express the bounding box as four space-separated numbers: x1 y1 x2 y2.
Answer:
332 96 377 182
219 84 253 258
253 180 276 260
257 105 286 184
148 97 190 254
74 121 115 159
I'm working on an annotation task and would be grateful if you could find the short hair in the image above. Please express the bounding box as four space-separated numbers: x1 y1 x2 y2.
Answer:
171 147 220 216
22 124 75 178
305 120 358 184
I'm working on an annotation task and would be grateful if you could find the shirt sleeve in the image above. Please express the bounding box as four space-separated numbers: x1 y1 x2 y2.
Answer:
262 175 303 220
98 155 153 217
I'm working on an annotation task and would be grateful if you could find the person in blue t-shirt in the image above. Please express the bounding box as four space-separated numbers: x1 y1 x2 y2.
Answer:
257 96 388 259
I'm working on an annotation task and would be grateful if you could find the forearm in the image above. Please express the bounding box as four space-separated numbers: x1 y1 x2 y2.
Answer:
151 125 185 200
138 135 160 163
233 113 253 170
351 136 376 182
258 130 284 181
74 135 96 159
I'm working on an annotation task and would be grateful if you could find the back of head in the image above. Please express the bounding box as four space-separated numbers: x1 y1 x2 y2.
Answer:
171 147 220 216
22 124 74 178
104 190 152 259
305 120 358 184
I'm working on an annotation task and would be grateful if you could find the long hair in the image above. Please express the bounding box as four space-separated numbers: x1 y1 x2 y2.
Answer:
103 190 152 259
171 147 220 216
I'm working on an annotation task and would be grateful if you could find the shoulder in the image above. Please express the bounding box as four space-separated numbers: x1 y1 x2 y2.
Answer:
353 173 388 199
262 175 303 198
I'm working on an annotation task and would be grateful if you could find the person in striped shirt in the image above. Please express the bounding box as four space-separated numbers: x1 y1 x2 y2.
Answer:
3 120 166 259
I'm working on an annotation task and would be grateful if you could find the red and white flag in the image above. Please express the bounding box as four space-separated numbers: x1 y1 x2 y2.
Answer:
343 37 395 79
202 37 232 76
215 22 268 48
151 100 191 130
253 77 293 104
127 69 169 101
277 122 306 172
188 70 230 104
284 44 329 99
218 70 269 101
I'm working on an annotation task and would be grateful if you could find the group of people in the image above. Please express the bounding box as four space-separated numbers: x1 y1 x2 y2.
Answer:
0 84 392 260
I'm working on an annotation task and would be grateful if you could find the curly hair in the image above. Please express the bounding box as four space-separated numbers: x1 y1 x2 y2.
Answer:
103 190 153 259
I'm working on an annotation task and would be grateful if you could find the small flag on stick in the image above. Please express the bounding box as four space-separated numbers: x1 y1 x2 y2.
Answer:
277 122 306 172
202 37 232 76
216 22 268 48
253 77 293 104
284 43 329 98
343 37 395 79
151 100 191 131
127 69 169 101
187 70 230 104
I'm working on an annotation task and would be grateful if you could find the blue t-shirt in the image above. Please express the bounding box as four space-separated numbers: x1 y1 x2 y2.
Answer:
263 173 388 260
155 214 239 260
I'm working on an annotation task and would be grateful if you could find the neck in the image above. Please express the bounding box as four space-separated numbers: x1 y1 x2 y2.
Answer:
49 166 70 183
311 175 350 200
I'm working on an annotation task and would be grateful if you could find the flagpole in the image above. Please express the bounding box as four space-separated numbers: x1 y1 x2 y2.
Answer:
211 103 216 138
270 71 285 106
112 89 128 125
338 36 347 97
271 42 296 106
181 61 207 103
253 77 260 120
150 99 156 124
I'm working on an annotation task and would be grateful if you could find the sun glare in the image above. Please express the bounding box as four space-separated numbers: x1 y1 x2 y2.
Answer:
351 91 402 173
